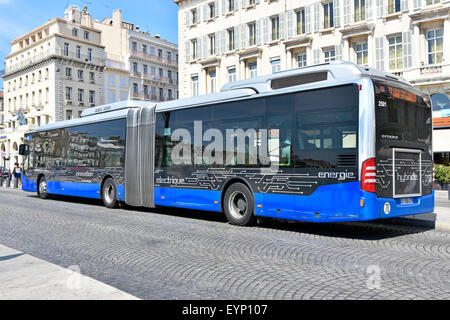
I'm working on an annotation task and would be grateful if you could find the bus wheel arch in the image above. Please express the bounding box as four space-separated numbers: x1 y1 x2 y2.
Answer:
100 175 119 208
221 178 256 226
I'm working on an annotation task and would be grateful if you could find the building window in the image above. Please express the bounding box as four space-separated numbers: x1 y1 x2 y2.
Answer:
208 2 216 18
89 90 95 104
168 89 173 100
65 67 72 78
228 67 236 83
143 44 147 54
426 0 440 4
133 62 138 73
133 83 138 94
248 22 256 46
191 8 198 24
167 51 172 61
78 89 84 102
354 0 366 22
84 31 89 40
143 64 148 74
65 87 72 101
88 48 92 61
192 75 199 96
297 53 307 67
158 49 163 59
208 68 217 93
132 42 137 51
271 16 280 41
228 0 235 11
90 72 95 82
191 39 198 59
324 48 336 62
323 2 334 29
108 75 115 86
355 42 368 66
76 46 81 59
296 9 306 35
427 29 443 65
248 61 257 78
388 35 403 69
159 88 164 100
72 28 78 37
66 110 72 120
64 43 69 56
271 59 281 73
209 34 216 55
144 85 149 98
78 70 84 79
387 0 401 14
228 28 235 51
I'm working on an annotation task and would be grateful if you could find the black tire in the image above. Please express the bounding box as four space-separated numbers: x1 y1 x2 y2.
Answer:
223 183 256 226
37 176 50 199
102 178 118 208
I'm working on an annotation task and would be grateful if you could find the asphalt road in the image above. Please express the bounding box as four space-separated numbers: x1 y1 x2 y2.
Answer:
0 187 449 299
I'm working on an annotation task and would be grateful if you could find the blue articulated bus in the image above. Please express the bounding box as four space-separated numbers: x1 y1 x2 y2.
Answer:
19 61 434 226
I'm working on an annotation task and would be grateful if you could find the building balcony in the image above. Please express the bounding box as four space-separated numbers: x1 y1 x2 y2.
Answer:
129 49 178 67
4 48 105 76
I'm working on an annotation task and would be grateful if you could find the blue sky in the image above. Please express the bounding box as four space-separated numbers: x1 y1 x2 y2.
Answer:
0 0 179 89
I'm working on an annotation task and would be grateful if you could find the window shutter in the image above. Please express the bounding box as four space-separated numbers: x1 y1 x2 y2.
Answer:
279 12 285 40
221 30 226 54
215 0 220 17
414 0 422 9
334 0 341 27
401 0 408 11
256 19 262 45
335 44 342 60
203 5 208 21
402 31 412 68
215 32 219 55
185 40 190 62
186 10 191 26
343 0 350 25
366 0 373 20
377 0 385 18
314 49 321 64
202 35 207 58
287 10 293 39
242 24 247 48
263 17 269 43
305 6 312 33
234 25 240 50
314 2 321 32
375 37 385 71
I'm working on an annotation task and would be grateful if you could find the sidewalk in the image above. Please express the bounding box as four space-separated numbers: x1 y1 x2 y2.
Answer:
0 244 139 300
385 190 450 231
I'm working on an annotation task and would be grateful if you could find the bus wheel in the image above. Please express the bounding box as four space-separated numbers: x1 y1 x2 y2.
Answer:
102 178 118 209
223 183 256 226
38 177 49 199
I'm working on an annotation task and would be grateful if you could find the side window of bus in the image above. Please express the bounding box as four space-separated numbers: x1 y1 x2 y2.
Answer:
294 85 359 168
265 94 294 167
213 99 265 168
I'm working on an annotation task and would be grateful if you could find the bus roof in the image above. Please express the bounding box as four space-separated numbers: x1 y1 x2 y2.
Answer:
220 61 411 93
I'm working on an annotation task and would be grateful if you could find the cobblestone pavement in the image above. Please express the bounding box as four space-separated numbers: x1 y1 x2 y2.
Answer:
0 188 449 300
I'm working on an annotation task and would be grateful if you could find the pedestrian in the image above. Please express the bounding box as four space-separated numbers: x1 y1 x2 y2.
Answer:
12 162 22 186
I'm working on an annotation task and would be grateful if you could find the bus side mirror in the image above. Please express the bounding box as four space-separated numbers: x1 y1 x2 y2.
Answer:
19 144 29 156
